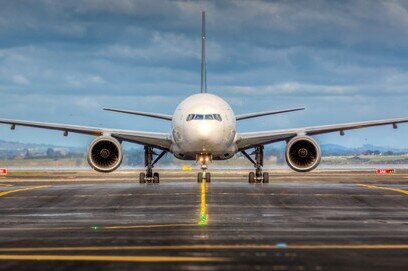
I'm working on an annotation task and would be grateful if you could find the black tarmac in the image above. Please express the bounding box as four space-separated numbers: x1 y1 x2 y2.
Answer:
0 170 407 270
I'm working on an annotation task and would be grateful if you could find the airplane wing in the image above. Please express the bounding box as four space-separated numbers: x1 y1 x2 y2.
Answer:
236 117 408 151
103 108 172 121
0 118 172 150
236 107 305 121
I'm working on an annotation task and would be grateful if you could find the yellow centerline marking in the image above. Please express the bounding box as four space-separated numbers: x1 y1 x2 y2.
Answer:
358 184 408 196
199 181 208 226
0 185 48 197
0 254 227 263
0 244 406 252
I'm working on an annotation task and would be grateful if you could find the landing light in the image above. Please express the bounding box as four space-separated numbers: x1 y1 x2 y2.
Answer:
196 154 212 164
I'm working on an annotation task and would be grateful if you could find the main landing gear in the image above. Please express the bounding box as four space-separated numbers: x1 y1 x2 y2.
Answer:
241 146 269 184
197 154 211 183
139 146 166 184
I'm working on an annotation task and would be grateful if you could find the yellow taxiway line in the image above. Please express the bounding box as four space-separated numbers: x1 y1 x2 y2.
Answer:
358 184 408 196
0 185 48 197
0 254 228 263
0 244 406 253
199 181 208 226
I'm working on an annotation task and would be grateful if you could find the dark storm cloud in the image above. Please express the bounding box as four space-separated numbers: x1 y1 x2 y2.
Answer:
0 0 407 147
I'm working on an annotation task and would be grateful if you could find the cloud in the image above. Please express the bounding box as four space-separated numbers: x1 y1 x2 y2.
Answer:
12 74 29 85
224 82 357 96
0 0 407 148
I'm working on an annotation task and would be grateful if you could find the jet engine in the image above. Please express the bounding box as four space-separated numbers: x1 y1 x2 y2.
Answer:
87 136 123 172
285 136 321 172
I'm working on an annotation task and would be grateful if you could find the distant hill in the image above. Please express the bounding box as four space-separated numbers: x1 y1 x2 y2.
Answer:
266 143 408 156
354 144 408 153
322 144 408 155
0 140 83 153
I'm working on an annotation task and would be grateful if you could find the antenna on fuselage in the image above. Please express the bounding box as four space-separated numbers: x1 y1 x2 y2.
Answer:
200 11 207 93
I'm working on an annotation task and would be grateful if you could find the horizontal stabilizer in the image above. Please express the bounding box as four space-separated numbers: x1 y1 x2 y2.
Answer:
236 107 305 121
103 108 172 121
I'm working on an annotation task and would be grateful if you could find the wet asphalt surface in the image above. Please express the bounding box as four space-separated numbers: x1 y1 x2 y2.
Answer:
0 171 407 270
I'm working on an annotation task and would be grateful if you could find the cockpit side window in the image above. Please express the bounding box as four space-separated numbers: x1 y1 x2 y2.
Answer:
213 114 222 121
186 114 195 121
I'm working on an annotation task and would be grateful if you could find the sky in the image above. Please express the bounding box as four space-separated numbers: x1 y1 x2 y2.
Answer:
0 0 408 149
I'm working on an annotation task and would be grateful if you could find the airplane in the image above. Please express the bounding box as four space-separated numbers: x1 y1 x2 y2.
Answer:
1 11 408 184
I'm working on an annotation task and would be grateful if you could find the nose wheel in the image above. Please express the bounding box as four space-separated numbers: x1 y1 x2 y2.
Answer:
242 146 269 183
196 155 212 183
197 171 211 183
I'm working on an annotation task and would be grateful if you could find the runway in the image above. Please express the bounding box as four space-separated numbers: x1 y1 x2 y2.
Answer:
0 171 407 270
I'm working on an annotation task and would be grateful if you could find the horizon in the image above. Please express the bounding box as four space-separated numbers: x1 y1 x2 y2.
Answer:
1 138 407 152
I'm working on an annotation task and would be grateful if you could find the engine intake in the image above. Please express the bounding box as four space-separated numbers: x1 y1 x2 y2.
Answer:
285 136 321 172
87 136 123 172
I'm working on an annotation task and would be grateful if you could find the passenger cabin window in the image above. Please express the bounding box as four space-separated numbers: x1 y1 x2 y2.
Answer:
186 114 222 121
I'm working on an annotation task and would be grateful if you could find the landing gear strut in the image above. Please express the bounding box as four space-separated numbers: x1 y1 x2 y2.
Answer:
197 154 211 183
139 146 166 184
241 146 269 183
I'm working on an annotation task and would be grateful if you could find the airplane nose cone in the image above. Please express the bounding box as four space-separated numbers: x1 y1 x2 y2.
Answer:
197 122 212 139
185 121 221 152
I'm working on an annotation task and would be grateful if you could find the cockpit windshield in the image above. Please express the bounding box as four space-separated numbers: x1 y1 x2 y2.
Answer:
186 114 222 121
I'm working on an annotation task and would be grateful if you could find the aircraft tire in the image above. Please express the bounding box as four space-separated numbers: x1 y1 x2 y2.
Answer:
262 172 269 183
139 172 146 184
249 172 255 183
153 172 160 183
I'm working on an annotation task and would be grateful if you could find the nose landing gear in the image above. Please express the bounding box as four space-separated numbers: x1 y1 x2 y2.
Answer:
139 146 166 184
241 146 269 183
197 154 212 183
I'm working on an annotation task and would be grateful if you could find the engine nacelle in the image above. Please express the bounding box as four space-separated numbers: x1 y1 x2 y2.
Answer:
285 136 321 172
87 136 123 172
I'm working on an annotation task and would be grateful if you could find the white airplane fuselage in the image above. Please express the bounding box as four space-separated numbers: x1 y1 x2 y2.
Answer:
171 93 237 160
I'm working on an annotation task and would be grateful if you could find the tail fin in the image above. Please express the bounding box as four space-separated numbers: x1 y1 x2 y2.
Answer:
200 11 207 93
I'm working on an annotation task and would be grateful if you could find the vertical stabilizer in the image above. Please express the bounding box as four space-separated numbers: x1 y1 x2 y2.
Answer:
200 11 207 93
